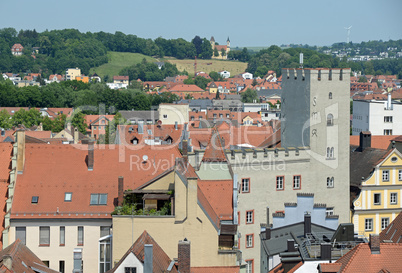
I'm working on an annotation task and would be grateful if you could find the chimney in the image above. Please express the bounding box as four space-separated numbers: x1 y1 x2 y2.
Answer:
3 255 12 270
358 131 371 152
387 92 392 110
369 234 380 254
1 129 5 137
265 227 271 240
178 239 190 273
118 176 124 206
144 244 153 273
304 212 311 237
138 121 144 134
16 130 25 174
175 121 178 130
182 140 188 164
287 239 296 252
88 140 94 171
74 127 79 144
266 207 270 227
320 243 332 260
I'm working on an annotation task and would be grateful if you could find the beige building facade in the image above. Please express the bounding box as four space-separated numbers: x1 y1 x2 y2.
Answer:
158 104 189 125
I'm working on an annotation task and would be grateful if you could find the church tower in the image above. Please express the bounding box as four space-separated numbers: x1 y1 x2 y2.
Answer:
210 36 215 50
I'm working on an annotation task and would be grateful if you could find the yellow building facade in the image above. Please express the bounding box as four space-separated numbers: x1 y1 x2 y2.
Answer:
353 148 402 236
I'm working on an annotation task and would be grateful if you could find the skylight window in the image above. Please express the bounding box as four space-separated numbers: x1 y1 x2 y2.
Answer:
65 192 72 202
31 196 39 204
90 194 108 205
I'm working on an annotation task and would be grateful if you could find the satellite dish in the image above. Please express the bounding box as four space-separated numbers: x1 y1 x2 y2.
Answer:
142 155 148 162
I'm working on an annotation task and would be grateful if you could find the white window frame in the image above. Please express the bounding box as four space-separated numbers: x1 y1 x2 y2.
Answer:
327 177 334 188
381 217 390 230
390 192 398 204
293 175 301 189
246 234 253 248
163 114 168 119
383 170 390 182
241 178 250 193
276 176 284 190
384 116 393 123
365 218 373 231
326 207 334 216
399 170 402 181
40 226 50 245
246 211 253 224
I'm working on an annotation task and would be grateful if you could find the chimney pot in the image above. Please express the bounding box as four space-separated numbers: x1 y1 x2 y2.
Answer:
358 131 371 151
144 244 153 273
304 212 311 237
369 234 381 254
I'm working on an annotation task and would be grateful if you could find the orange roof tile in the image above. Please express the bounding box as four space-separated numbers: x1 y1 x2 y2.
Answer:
169 84 204 92
12 144 181 219
198 179 233 220
117 124 183 146
334 243 402 272
319 263 342 272
202 128 227 162
350 135 396 150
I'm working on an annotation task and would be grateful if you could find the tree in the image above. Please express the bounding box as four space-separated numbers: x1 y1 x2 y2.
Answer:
215 89 220 99
358 76 367 82
192 36 203 56
220 48 226 58
209 71 219 81
213 47 219 57
241 88 258 103
0 109 12 129
252 79 258 87
70 112 87 134
194 76 211 90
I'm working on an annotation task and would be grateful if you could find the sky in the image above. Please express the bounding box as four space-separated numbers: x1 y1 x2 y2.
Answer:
1 0 401 48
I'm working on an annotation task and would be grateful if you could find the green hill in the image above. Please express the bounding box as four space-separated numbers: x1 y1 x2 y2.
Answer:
89 52 157 79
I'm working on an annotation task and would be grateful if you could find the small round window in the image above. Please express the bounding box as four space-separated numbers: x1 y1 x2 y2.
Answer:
391 156 398 163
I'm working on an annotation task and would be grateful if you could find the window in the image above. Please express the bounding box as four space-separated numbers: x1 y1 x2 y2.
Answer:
31 196 39 204
329 92 332 99
326 207 334 216
383 170 389 182
384 116 393 123
40 226 50 246
399 170 402 181
191 116 194 121
16 227 26 245
327 114 334 126
64 192 72 202
276 176 284 190
163 115 167 119
59 261 65 273
384 129 393 135
293 175 301 189
90 194 108 205
390 192 398 204
365 218 373 231
246 210 254 224
241 178 250 193
213 113 217 118
245 260 254 273
78 226 84 245
125 268 137 273
374 193 381 205
100 226 110 237
326 147 335 159
381 218 390 230
100 236 112 273
327 177 334 188
219 114 223 118
60 226 65 245
246 234 254 248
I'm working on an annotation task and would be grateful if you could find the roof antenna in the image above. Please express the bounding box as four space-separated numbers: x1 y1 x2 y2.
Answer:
299 53 303 69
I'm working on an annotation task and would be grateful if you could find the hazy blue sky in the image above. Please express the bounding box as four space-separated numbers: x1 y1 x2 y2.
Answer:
1 0 401 47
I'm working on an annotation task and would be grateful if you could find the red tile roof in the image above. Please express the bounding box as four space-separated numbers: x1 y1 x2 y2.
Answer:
318 263 342 272
333 242 402 272
0 239 59 273
116 124 184 146
107 231 178 273
113 76 129 80
198 179 233 221
85 115 115 126
12 144 181 219
349 135 396 150
191 266 240 273
169 84 205 93
202 128 227 162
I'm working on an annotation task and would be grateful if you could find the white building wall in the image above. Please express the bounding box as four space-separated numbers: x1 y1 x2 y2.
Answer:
10 219 111 273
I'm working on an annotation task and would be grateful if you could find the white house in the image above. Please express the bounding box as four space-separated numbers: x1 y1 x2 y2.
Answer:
352 93 402 135
241 72 253 80
218 70 230 79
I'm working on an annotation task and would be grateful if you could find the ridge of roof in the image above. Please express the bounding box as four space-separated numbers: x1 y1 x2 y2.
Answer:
201 127 227 162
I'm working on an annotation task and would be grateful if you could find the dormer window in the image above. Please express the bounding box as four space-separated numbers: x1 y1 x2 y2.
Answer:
90 193 108 205
31 196 39 204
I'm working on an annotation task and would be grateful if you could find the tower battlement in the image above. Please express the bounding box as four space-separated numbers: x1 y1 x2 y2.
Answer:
282 68 351 83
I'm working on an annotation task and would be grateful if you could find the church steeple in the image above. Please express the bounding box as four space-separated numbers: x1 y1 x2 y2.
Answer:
226 37 230 48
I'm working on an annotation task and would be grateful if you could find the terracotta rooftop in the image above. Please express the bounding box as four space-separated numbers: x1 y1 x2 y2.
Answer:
202 128 227 162
169 84 204 92
0 239 59 273
12 144 181 219
198 179 233 221
191 266 240 273
350 135 396 150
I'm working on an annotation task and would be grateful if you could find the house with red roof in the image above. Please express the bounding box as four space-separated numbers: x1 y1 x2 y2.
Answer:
85 114 115 139
113 76 129 85
168 84 205 93
11 44 24 56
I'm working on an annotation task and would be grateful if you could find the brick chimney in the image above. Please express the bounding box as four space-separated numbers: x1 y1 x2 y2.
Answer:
369 234 380 254
182 139 188 164
118 176 124 206
320 243 332 260
74 127 79 144
287 239 296 252
88 140 94 171
304 212 311 237
144 244 153 273
16 130 25 174
178 239 190 273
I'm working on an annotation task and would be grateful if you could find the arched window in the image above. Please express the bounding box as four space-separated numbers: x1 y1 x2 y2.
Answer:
327 177 334 188
329 92 332 99
131 137 138 145
327 114 334 126
330 147 334 158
